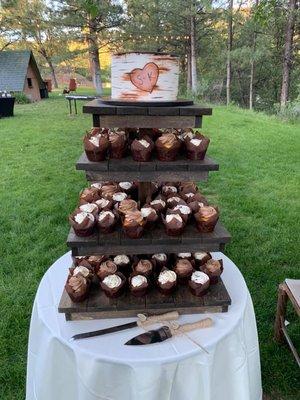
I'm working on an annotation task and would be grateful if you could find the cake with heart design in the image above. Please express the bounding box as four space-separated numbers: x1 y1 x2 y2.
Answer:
111 52 179 101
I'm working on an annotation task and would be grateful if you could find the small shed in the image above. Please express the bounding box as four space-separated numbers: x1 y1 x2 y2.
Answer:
0 50 47 101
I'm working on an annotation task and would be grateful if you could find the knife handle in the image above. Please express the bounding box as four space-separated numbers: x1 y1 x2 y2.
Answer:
139 311 179 326
177 318 213 333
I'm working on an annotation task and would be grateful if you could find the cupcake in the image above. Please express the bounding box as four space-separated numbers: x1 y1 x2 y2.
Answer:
193 252 212 268
100 272 126 298
118 181 134 195
161 185 178 197
113 254 131 275
70 264 93 281
129 273 149 297
140 206 158 228
194 206 219 233
177 253 193 261
79 187 101 204
72 256 87 266
95 198 113 211
112 192 128 204
87 255 108 271
185 134 210 160
97 260 118 280
117 199 138 215
157 268 177 295
173 259 194 284
101 184 118 200
69 211 95 237
155 133 181 161
65 274 89 302
98 210 116 233
90 182 103 190
151 253 168 270
122 210 145 239
162 213 185 236
133 259 153 278
79 203 99 218
83 131 109 162
178 181 198 194
109 131 127 159
200 259 223 284
150 197 166 214
131 138 153 162
178 128 195 141
172 204 192 223
188 271 210 297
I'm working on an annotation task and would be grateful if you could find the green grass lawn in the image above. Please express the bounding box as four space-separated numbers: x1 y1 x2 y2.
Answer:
0 89 299 399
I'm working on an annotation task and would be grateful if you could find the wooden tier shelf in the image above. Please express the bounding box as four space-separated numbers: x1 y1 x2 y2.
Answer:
67 222 231 256
59 277 231 321
77 153 219 182
83 100 212 128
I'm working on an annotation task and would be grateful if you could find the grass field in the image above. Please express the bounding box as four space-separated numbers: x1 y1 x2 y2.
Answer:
0 89 299 399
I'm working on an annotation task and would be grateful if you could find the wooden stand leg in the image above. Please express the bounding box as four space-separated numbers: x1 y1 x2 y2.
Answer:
274 283 288 342
138 182 152 205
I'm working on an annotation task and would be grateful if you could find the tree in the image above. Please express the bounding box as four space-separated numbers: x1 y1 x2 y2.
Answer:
280 0 297 109
226 0 233 105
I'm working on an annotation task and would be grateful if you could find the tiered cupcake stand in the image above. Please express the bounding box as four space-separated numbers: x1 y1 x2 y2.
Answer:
59 99 231 320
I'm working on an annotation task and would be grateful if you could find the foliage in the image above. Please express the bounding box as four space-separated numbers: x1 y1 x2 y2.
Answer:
13 92 31 104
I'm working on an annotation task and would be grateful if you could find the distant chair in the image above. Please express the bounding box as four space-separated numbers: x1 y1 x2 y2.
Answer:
274 279 300 367
69 78 77 92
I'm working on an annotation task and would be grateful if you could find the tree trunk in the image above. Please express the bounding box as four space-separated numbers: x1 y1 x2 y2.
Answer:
249 0 259 110
190 12 197 94
280 0 297 109
187 46 192 91
226 0 233 106
47 58 58 89
88 19 103 96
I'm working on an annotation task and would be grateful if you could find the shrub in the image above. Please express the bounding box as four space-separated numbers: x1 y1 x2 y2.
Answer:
14 92 31 104
274 101 300 123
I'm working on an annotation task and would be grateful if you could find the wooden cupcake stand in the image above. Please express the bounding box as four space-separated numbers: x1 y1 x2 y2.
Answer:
59 99 232 320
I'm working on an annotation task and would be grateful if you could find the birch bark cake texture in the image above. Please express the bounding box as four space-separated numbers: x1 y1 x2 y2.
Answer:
111 52 179 101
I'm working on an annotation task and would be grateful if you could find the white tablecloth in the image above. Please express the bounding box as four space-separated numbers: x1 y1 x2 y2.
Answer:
26 252 262 400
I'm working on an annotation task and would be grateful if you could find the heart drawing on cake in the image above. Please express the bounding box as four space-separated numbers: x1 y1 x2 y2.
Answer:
129 62 159 93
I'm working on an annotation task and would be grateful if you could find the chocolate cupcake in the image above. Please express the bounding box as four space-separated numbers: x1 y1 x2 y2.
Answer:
97 260 118 281
161 185 178 197
193 252 212 268
101 184 118 200
118 199 138 215
79 203 99 218
122 210 145 239
113 254 131 276
86 255 108 272
162 213 185 236
100 272 126 298
83 131 109 162
131 138 153 162
90 182 103 190
172 204 192 222
65 274 89 302
166 196 185 208
173 259 194 284
200 259 223 284
98 210 116 233
112 192 128 204
140 206 158 229
70 264 93 281
188 271 210 297
109 131 127 159
178 128 195 141
129 273 149 297
133 259 153 278
151 253 168 270
194 206 219 233
185 134 210 160
177 252 193 261
118 182 134 195
72 256 87 266
157 268 177 295
155 133 181 161
150 197 166 214
95 198 113 211
69 211 95 237
79 187 101 204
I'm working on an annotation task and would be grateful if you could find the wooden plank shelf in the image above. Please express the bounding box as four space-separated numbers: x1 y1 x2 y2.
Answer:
83 100 212 128
67 222 231 256
58 277 231 321
76 153 219 182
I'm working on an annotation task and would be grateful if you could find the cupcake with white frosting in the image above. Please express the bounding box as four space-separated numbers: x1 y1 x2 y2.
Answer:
151 253 168 270
157 268 177 295
98 210 117 233
188 271 210 297
69 210 96 237
100 272 126 298
193 251 212 268
129 273 149 297
185 133 210 160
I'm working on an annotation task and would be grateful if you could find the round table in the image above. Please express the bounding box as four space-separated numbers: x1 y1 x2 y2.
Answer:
26 252 262 400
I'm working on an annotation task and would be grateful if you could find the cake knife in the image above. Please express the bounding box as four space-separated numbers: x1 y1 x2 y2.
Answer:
125 318 213 346
72 311 179 340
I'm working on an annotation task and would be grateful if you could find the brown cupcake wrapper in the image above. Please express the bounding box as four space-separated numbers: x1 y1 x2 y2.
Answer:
65 281 90 303
123 225 144 239
195 218 219 233
131 150 152 162
100 271 126 298
186 149 207 160
85 149 107 162
73 225 95 237
157 283 177 296
156 149 179 161
188 285 209 297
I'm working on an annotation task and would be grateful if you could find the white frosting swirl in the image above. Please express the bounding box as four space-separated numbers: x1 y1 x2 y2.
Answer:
73 266 90 277
185 192 195 198
166 214 182 223
174 204 191 214
167 196 181 204
103 274 122 288
114 255 130 265
131 275 147 288
158 270 177 284
96 198 110 208
152 253 167 261
190 138 202 146
141 207 155 218
113 192 127 202
91 182 102 189
191 271 209 284
119 182 132 190
74 212 94 224
151 199 166 207
163 186 177 193
139 139 150 148
99 211 114 221
79 203 98 213
178 253 192 258
194 252 208 260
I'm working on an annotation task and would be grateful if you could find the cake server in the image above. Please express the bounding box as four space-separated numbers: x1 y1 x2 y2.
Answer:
125 317 213 346
72 311 179 340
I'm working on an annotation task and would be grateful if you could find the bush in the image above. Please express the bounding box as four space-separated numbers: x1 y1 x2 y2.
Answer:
14 92 31 104
274 101 300 123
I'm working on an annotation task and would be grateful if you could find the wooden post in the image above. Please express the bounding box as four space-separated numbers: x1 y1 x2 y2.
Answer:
138 182 152 205
274 283 288 342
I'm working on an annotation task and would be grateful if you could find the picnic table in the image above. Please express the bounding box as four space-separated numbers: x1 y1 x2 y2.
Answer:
65 95 98 115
